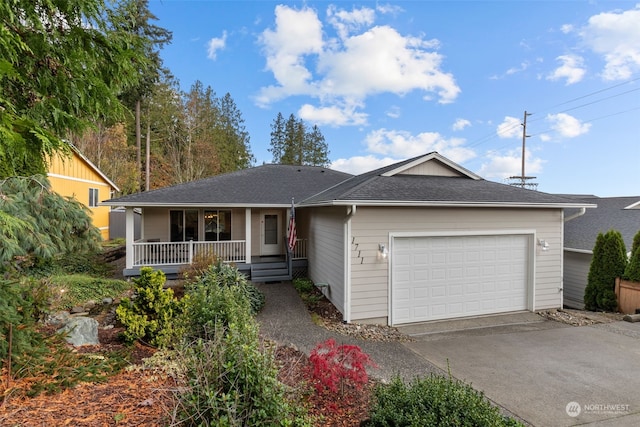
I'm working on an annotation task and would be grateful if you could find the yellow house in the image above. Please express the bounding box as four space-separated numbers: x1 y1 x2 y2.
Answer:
47 145 120 240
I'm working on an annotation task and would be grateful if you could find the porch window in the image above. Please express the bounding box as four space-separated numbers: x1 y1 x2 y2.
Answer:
204 210 231 241
170 209 199 242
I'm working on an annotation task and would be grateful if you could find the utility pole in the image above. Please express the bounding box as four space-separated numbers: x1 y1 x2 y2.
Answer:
509 110 538 190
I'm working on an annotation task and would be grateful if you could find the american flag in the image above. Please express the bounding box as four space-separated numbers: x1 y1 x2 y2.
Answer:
288 198 297 253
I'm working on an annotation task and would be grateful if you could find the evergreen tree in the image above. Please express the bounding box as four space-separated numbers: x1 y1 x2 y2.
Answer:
216 92 254 172
584 230 627 311
269 113 329 166
0 176 101 267
0 0 152 177
109 0 172 190
624 230 640 282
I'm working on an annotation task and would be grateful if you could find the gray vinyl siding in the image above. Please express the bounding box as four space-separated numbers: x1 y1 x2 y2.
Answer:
307 206 346 316
349 207 563 323
563 250 591 309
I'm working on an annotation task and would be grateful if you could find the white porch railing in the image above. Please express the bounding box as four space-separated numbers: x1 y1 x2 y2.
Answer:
132 240 246 267
132 238 308 267
291 238 307 260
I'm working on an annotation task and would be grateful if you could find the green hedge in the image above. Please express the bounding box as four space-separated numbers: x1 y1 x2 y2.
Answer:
365 375 524 427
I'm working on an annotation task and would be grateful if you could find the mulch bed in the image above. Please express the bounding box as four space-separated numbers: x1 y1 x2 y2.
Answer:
1 322 373 427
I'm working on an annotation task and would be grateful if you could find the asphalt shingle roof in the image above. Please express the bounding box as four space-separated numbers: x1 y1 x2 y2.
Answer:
563 196 640 251
104 164 352 206
301 156 589 206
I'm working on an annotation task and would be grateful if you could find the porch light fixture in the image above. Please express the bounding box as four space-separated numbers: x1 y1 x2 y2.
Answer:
538 239 549 251
378 243 389 259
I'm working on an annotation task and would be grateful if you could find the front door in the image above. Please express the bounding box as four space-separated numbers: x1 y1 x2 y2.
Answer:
260 210 282 256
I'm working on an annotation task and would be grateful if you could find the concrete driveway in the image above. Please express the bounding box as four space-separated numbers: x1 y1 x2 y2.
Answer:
399 314 640 426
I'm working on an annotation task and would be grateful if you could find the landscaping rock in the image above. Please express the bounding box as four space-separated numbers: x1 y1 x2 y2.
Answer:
84 300 97 311
70 305 85 314
57 317 99 346
46 310 71 326
102 297 114 305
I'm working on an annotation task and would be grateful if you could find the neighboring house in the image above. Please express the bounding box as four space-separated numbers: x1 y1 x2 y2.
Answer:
47 145 120 240
563 196 640 309
104 152 594 326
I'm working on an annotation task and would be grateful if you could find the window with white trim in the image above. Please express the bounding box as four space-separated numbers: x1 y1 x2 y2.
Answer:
89 188 99 207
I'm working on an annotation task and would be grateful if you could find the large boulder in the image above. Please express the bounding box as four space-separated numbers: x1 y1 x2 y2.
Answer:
57 316 99 346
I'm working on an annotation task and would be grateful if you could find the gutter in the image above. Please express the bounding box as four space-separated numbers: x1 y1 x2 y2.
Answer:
564 207 586 222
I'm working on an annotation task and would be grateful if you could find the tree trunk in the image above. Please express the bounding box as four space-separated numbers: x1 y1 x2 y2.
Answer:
145 118 150 191
136 99 142 191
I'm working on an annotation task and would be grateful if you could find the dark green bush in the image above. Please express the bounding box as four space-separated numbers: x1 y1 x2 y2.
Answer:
584 230 627 311
365 375 524 427
623 230 640 282
116 267 185 348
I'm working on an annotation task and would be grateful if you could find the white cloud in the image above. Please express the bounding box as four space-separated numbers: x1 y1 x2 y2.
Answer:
256 5 324 104
364 128 475 163
255 5 460 121
452 118 471 131
386 106 401 119
561 24 574 34
546 113 591 138
298 103 368 126
546 54 586 85
478 149 545 180
579 5 640 80
327 5 375 39
207 31 227 60
330 155 398 175
496 116 522 139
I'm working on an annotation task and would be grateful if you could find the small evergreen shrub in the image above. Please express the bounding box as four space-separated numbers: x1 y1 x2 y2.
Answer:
623 230 640 282
365 375 524 427
584 230 627 311
116 267 185 348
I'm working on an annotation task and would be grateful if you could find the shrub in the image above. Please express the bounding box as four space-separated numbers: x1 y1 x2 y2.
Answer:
365 375 524 427
293 278 323 309
188 260 264 316
181 272 256 340
584 230 627 311
623 230 640 282
173 323 310 426
116 267 185 348
308 338 376 395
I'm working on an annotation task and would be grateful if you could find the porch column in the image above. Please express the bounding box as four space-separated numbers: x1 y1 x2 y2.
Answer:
245 208 252 263
125 207 134 269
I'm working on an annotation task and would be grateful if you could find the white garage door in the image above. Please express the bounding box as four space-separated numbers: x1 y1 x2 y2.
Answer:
392 234 529 325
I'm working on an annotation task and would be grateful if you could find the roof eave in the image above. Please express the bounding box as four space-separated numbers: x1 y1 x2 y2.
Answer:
300 200 598 209
100 201 294 208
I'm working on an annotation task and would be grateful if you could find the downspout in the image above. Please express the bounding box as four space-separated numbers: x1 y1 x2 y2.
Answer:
344 204 357 323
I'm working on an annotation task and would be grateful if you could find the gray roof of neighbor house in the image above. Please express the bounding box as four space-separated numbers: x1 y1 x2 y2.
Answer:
103 164 353 207
563 195 640 252
300 153 595 208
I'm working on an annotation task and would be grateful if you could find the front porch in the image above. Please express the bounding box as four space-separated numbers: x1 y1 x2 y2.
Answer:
123 238 308 281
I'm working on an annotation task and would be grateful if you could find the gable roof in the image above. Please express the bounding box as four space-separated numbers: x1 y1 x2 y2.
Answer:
48 144 120 192
301 153 594 208
563 195 640 252
103 164 352 207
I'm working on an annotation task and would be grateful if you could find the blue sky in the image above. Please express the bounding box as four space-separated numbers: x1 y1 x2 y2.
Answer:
148 1 639 197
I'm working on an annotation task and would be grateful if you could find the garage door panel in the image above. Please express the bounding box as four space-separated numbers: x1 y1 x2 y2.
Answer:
392 234 529 324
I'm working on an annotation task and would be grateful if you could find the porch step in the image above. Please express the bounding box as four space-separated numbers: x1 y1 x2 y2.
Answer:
250 262 291 282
